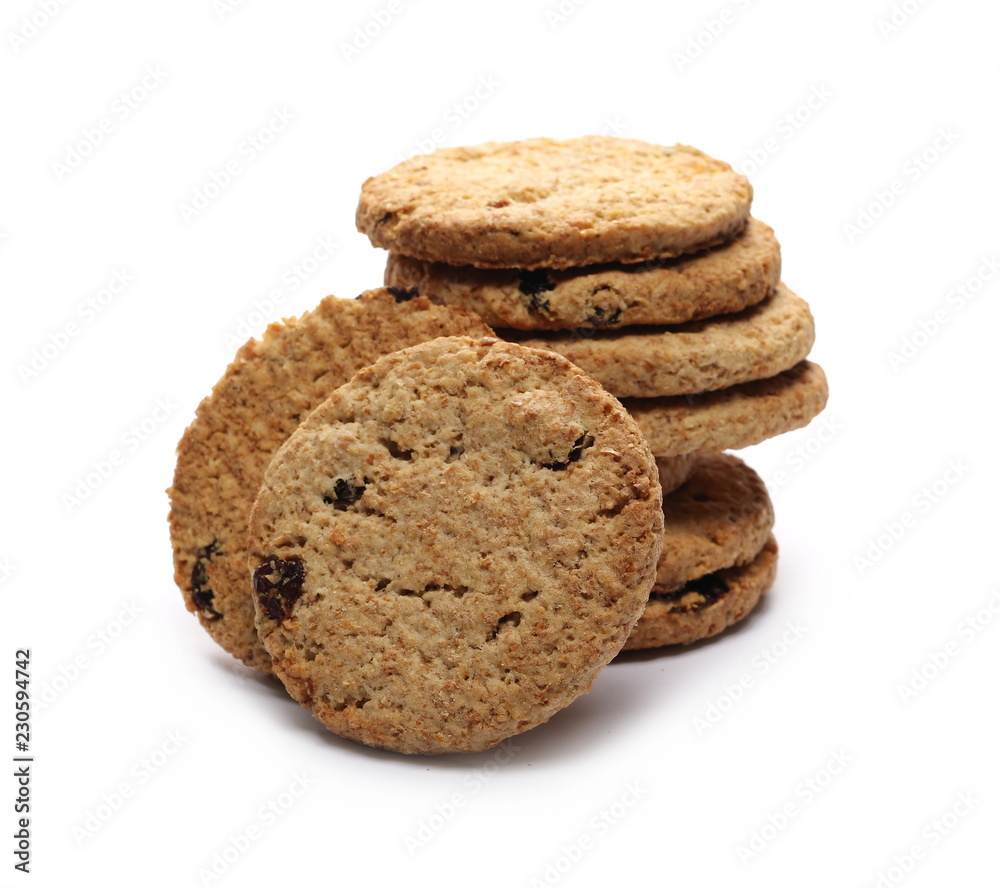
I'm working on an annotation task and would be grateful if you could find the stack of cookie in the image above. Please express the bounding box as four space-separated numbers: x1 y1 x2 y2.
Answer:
168 136 829 756
362 136 829 649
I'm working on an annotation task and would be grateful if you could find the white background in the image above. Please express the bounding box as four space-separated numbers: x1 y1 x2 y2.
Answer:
2 0 998 885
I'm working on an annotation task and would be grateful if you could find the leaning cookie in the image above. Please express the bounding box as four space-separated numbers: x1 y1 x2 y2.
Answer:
624 361 829 457
623 536 777 650
167 289 493 673
358 137 752 269
384 218 781 331
504 284 813 398
247 337 664 754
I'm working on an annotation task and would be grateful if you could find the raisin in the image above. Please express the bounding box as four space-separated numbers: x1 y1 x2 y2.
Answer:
191 540 224 621
649 572 729 611
587 306 623 327
518 270 555 312
387 286 418 302
541 433 594 470
252 557 306 622
323 477 366 509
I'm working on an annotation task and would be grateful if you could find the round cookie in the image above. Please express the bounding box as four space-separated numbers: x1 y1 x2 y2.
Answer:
505 283 813 398
624 360 829 457
247 336 664 754
656 453 774 591
358 137 752 270
623 536 777 650
384 218 781 331
168 289 493 673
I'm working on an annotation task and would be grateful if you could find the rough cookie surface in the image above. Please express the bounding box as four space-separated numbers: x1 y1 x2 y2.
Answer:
656 453 774 590
623 536 777 650
358 137 752 269
384 219 780 331
167 290 493 672
247 337 663 754
497 284 816 398
624 361 829 457
505 284 814 398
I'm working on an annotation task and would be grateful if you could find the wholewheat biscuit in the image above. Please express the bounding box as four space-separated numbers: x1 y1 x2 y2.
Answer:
358 137 752 269
384 218 780 331
656 453 774 591
624 361 829 457
247 336 664 754
167 290 493 673
623 536 777 650
505 284 813 398
657 453 698 497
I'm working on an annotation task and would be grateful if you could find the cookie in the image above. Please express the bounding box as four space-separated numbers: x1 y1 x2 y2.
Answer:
247 336 664 754
167 289 493 673
358 137 752 270
657 453 698 497
655 453 774 590
624 361 829 457
384 218 781 331
623 536 777 650
505 283 813 398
